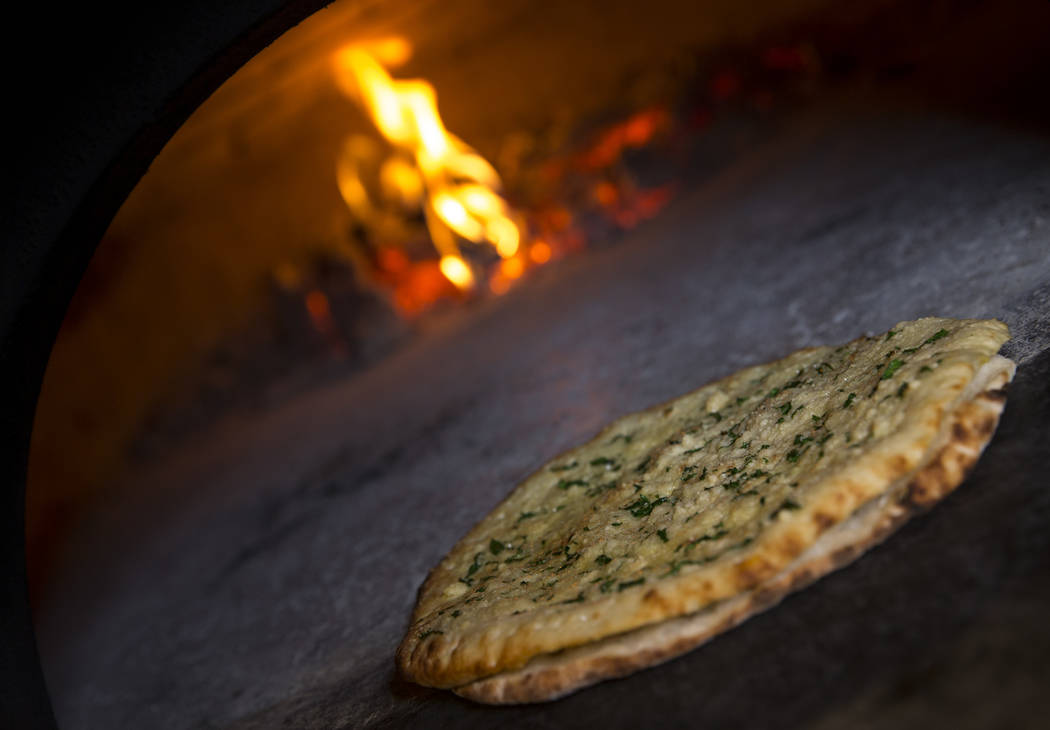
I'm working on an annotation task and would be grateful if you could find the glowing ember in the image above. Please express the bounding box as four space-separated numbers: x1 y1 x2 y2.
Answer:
304 289 347 356
488 274 510 295
581 107 669 169
529 241 552 264
332 39 526 292
500 256 524 280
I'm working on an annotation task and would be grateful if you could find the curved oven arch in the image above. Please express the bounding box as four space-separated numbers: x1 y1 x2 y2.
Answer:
3 3 328 725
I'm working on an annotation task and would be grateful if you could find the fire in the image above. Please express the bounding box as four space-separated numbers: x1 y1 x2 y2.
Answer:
332 39 525 293
438 255 474 290
529 241 552 264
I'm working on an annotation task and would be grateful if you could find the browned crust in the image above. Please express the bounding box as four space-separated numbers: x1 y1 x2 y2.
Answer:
452 376 1010 704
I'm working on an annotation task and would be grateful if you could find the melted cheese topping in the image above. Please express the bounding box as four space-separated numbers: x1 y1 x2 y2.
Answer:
414 318 1006 641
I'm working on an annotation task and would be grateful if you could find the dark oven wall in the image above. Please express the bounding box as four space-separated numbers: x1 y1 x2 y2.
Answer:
3 3 326 727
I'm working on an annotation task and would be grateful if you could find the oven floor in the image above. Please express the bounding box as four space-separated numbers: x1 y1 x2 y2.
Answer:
37 99 1050 729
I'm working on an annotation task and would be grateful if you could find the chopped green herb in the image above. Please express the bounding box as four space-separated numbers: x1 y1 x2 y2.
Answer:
843 392 856 408
450 610 461 618
885 330 898 341
881 359 904 380
896 382 909 398
617 578 646 592
919 365 933 374
672 538 758 574
635 456 651 473
684 529 728 552
625 495 668 517
924 328 949 344
657 528 669 542
549 461 578 472
418 629 444 640
786 449 801 463
488 539 505 555
767 387 781 398
595 554 612 566
516 511 538 524
590 457 618 468
599 579 616 593
724 423 744 445
665 559 701 576
556 478 588 490
585 481 618 497
794 434 814 446
737 396 749 405
779 402 792 416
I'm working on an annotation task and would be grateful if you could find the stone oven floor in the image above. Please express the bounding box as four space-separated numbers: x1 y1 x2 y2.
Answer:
36 98 1050 729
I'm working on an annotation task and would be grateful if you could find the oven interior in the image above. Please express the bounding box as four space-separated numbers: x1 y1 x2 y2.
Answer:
27 1 1050 727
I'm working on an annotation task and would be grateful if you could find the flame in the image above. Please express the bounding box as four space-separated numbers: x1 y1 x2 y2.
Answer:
333 38 526 292
379 156 423 208
439 255 474 289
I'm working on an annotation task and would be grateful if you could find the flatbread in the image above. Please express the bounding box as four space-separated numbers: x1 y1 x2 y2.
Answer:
454 353 1013 702
396 318 1013 702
